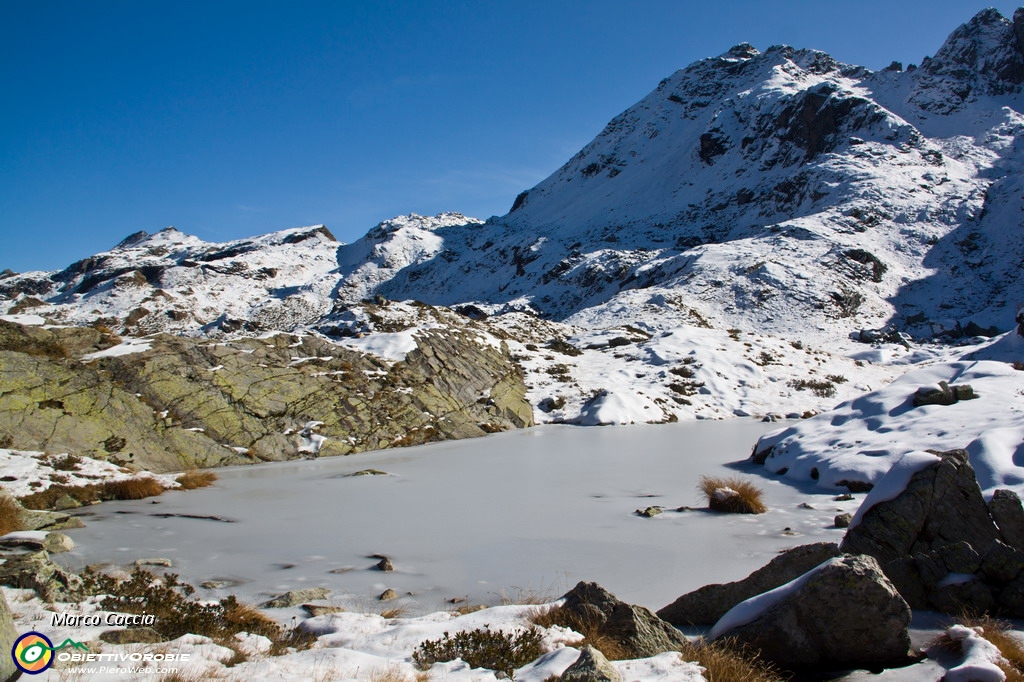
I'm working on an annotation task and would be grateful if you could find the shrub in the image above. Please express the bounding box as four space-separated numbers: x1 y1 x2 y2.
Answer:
175 471 218 490
788 378 836 398
825 374 847 384
0 496 25 535
49 454 83 471
698 476 768 514
412 625 544 677
82 567 315 654
546 338 582 357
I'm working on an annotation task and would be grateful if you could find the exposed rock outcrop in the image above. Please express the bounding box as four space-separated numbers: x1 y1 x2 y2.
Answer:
840 449 1024 616
262 588 331 609
0 549 83 601
0 319 532 473
558 582 688 659
560 645 622 681
710 555 913 671
657 542 841 626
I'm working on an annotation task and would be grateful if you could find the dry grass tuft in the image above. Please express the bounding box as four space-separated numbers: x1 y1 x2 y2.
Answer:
103 477 166 500
0 495 25 535
698 476 768 514
530 604 630 662
176 470 218 490
685 638 784 682
929 616 1024 682
379 607 408 619
369 664 415 682
18 477 167 509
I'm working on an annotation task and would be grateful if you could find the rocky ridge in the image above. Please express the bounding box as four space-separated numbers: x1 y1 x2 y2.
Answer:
0 316 531 473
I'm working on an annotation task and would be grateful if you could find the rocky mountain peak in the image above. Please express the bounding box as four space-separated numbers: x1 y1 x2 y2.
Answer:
924 7 1024 91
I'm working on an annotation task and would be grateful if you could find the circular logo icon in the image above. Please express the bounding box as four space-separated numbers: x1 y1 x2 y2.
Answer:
12 632 54 674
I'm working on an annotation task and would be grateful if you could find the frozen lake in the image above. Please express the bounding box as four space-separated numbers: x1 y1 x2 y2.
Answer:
56 421 863 615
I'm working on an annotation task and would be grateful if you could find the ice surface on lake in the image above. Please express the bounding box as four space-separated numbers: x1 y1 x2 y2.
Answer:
56 421 861 613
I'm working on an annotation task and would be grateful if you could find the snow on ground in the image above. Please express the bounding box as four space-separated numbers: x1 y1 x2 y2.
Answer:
0 313 46 325
0 449 177 498
502 319 906 425
754 357 1024 496
79 337 154 361
3 585 705 681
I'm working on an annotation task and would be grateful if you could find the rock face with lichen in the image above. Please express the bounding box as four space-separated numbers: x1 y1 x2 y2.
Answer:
0 318 532 472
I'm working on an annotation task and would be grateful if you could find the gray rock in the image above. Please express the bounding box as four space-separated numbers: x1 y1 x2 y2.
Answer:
302 603 345 617
0 589 17 682
0 549 83 601
262 587 331 608
635 506 663 518
44 531 76 553
834 513 852 528
560 582 689 659
658 542 841 626
376 557 395 572
928 578 995 615
135 557 173 567
937 540 981 574
54 493 82 510
980 540 1024 583
990 489 1024 550
560 645 622 681
345 469 389 477
711 555 912 670
378 588 399 601
99 627 166 644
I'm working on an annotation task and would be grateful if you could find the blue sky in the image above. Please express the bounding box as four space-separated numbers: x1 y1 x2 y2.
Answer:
1 1 1019 272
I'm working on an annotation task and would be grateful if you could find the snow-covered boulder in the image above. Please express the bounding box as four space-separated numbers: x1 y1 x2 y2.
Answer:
657 542 841 626
841 449 1024 616
709 555 913 671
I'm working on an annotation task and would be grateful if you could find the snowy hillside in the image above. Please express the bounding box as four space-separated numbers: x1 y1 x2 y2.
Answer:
1 9 1023 428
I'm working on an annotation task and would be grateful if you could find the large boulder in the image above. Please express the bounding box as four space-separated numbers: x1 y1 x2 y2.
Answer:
657 542 840 626
710 555 913 671
840 449 1023 615
558 582 689 659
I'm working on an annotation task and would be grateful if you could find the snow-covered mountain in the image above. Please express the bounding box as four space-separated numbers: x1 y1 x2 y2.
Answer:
2 8 1023 427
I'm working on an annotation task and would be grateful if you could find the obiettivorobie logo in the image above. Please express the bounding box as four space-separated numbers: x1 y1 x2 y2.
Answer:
11 632 87 674
11 629 191 675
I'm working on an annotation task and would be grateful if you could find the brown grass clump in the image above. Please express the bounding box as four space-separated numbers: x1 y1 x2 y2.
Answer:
175 470 218 490
0 495 26 535
929 617 1024 682
698 476 768 514
102 477 166 500
686 638 784 682
18 477 167 510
